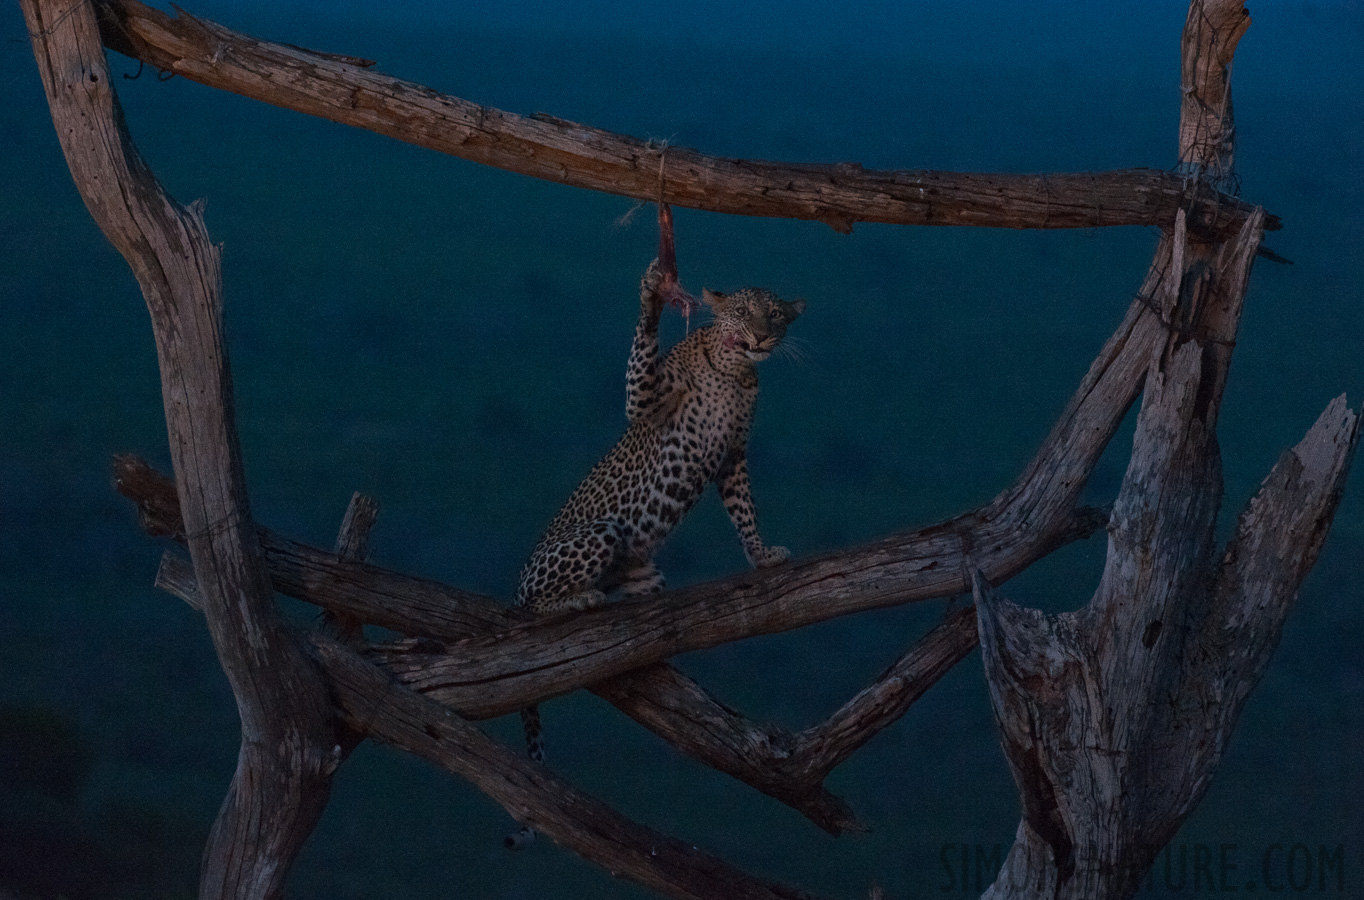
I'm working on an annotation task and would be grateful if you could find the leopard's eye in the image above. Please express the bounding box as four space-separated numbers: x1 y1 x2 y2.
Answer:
768 309 780 320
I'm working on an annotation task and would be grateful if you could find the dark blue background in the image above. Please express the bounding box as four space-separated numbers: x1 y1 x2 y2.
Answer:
1 1 1360 896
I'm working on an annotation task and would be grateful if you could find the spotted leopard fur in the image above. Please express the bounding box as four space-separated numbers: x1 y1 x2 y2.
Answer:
510 259 803 815
517 260 804 615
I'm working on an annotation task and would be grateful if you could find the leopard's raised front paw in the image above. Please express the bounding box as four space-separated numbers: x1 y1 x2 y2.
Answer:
641 259 664 301
752 545 790 568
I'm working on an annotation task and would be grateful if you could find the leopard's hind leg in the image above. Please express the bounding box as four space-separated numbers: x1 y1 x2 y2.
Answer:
508 517 626 850
518 517 627 614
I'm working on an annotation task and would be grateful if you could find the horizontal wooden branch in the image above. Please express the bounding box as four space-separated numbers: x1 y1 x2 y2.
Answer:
120 251 1155 723
157 559 829 898
314 637 830 900
154 540 979 837
158 543 974 839
127 454 867 833
371 288 1167 718
93 0 1276 235
128 443 1038 837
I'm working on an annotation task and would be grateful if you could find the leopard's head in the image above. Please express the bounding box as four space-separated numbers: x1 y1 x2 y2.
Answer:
703 287 806 363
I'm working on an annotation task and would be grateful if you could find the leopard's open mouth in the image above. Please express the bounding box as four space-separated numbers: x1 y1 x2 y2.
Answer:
725 334 772 361
736 337 773 361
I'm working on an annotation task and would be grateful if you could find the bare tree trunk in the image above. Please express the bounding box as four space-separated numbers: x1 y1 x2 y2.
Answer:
20 2 338 897
974 3 1360 897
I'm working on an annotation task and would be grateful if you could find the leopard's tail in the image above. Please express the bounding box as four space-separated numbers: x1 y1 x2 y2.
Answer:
504 705 544 850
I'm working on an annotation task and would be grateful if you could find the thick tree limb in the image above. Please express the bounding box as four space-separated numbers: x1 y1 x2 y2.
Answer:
91 0 1276 235
118 237 1152 724
1178 0 1250 187
21 2 338 898
128 454 864 834
978 207 1276 900
977 392 1358 900
312 637 827 900
369 285 1162 718
139 465 977 836
976 5 1360 893
157 560 827 900
158 546 965 837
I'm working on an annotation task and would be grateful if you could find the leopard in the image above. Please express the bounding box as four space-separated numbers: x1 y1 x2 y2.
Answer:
515 260 805 616
506 257 804 849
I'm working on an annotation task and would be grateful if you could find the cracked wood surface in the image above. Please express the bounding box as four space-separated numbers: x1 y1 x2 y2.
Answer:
130 457 972 836
155 558 833 900
21 2 338 898
975 4 1360 897
313 637 827 900
92 0 1276 235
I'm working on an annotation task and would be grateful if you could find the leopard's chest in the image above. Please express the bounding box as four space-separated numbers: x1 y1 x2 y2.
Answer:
617 376 754 552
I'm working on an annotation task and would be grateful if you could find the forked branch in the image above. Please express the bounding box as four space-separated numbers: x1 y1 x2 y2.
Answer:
972 4 1361 893
21 1 338 898
137 466 972 837
315 637 829 900
153 562 828 900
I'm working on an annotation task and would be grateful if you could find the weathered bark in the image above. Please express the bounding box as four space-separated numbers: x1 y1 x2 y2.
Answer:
313 637 830 900
976 393 1357 900
321 491 379 646
35 0 1347 893
1178 0 1250 187
116 460 1101 690
89 0 1275 236
975 5 1360 898
155 562 830 900
20 1 337 898
139 469 976 837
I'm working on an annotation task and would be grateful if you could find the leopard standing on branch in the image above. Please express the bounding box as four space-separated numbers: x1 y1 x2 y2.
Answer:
505 204 805 849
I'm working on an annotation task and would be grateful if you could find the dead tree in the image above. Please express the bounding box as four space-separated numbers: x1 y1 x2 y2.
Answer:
19 0 1355 898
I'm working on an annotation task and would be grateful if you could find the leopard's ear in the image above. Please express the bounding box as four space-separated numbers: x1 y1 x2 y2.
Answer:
702 288 729 309
787 298 807 319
